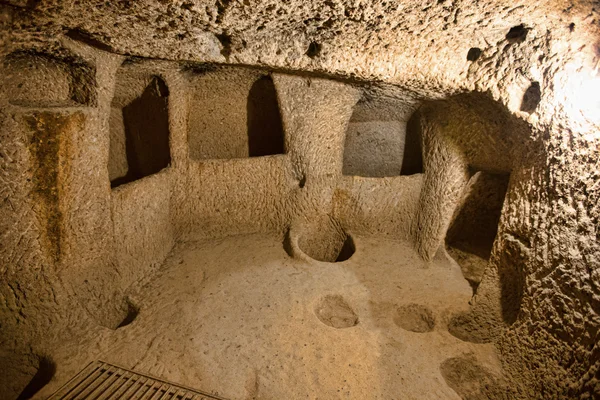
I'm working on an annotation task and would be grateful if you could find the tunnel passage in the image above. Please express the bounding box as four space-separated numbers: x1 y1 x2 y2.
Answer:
187 67 285 160
414 92 531 262
414 93 533 343
446 172 510 292
342 96 422 177
108 73 171 188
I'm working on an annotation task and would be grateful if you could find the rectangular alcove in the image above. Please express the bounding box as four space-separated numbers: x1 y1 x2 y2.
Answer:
186 67 285 160
108 67 171 188
342 97 422 177
3 50 96 108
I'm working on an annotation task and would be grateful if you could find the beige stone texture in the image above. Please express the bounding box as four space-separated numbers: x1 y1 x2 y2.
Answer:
0 0 599 399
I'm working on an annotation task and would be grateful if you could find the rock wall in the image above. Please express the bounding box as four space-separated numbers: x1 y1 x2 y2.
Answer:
1 0 599 398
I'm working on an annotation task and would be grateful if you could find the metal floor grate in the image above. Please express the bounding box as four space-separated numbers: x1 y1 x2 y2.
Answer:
48 360 227 400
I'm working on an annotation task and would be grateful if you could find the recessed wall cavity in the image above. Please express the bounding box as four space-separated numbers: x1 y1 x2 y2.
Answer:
187 67 285 160
414 93 533 347
3 51 96 107
342 96 422 177
414 92 533 262
108 68 171 188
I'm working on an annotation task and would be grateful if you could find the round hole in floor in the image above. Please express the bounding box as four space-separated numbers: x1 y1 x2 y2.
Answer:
440 356 505 399
447 311 493 344
393 303 435 333
295 216 355 263
315 295 358 329
116 299 139 329
15 355 56 400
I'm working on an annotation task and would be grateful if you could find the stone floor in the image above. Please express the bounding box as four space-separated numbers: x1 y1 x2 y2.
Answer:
37 233 505 399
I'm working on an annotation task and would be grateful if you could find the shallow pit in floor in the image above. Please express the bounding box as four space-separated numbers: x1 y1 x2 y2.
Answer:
393 303 435 333
315 295 359 328
115 299 139 329
440 355 506 399
447 311 494 344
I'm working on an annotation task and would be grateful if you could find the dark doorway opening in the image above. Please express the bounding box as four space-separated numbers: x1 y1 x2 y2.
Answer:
446 172 510 292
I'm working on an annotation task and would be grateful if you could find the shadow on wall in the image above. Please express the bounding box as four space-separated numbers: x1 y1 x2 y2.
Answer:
496 234 526 325
446 229 526 344
247 76 285 157
401 112 424 175
446 172 510 293
109 76 171 188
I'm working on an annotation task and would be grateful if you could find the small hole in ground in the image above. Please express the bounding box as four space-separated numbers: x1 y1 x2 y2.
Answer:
315 295 358 328
505 24 529 44
393 304 435 333
306 41 321 58
16 356 56 400
116 300 139 329
335 236 355 262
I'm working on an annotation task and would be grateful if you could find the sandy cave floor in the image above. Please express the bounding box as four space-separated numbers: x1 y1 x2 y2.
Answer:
36 233 505 399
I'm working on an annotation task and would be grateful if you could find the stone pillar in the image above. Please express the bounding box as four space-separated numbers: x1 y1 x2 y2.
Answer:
273 74 359 220
414 110 470 261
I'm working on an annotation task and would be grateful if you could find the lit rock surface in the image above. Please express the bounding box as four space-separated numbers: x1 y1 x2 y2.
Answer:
1 1 599 399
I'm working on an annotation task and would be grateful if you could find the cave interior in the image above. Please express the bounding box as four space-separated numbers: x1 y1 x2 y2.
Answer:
0 1 599 399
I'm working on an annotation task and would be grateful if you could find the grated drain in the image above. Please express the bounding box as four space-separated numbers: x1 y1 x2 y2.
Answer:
48 360 227 400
